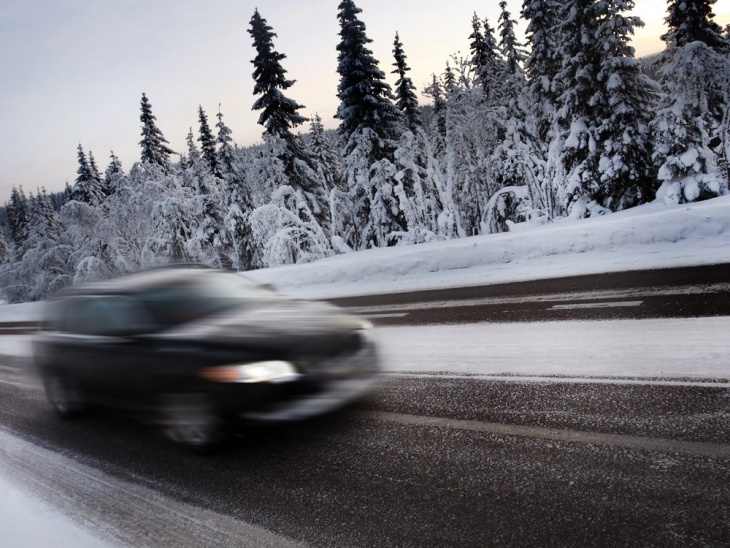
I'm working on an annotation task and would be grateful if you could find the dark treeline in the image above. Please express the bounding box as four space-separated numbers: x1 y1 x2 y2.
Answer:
1 0 729 303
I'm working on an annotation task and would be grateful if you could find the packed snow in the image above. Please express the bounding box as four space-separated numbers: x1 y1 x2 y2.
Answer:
249 195 730 299
0 471 109 548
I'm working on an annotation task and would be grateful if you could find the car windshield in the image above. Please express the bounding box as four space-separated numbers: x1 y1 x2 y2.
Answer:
136 272 276 328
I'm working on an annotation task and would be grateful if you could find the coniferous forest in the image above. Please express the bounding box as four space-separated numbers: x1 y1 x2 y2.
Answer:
1 0 729 303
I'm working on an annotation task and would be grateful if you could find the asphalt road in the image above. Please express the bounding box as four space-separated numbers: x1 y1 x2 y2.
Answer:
330 263 730 325
1 352 729 547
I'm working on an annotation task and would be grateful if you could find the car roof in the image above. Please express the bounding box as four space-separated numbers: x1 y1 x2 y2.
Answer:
52 267 224 299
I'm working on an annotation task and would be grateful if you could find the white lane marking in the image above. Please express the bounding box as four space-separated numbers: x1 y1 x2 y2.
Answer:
384 372 730 388
347 282 730 314
550 301 643 310
357 411 730 459
364 313 410 319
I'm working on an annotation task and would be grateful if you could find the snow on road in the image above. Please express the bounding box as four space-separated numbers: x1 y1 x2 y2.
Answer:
377 316 730 381
0 466 110 548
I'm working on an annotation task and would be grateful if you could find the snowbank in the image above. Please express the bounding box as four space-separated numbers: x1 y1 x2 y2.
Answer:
0 472 109 547
246 196 730 299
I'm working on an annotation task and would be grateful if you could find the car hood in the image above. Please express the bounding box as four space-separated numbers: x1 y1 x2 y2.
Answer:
158 299 368 356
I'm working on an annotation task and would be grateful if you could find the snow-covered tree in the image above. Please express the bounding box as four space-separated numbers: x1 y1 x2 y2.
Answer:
197 105 221 177
6 186 30 250
652 0 730 203
336 0 406 248
139 93 175 169
551 0 657 216
71 145 105 206
216 109 255 271
521 0 561 145
662 0 729 53
392 33 421 132
249 9 308 140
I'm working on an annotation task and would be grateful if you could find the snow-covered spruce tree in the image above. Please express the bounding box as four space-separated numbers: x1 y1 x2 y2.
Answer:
99 151 141 274
197 105 221 178
183 128 234 268
6 186 30 250
139 93 176 171
104 151 131 198
249 8 332 261
423 75 448 155
305 115 353 253
469 14 504 104
389 33 442 243
392 33 422 132
551 0 657 217
336 0 406 249
71 145 105 206
87 151 108 200
216 109 255 271
0 229 11 265
521 0 561 148
485 0 548 233
652 0 730 202
249 134 332 267
438 54 500 238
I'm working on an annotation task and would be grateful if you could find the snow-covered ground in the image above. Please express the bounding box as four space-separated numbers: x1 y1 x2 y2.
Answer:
0 468 110 547
246 195 730 299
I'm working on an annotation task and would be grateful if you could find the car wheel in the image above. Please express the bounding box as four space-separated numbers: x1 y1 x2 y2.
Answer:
161 394 224 452
45 374 85 418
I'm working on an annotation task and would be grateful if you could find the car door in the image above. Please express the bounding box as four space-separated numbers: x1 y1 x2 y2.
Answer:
62 295 157 406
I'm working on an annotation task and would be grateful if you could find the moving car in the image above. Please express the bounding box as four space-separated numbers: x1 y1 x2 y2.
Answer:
33 266 379 450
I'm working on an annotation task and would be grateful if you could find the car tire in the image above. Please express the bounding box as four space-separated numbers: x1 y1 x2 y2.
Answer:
161 394 224 452
45 374 85 418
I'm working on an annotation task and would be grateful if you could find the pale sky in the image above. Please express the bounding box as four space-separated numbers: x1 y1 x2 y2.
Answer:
1 0 728 204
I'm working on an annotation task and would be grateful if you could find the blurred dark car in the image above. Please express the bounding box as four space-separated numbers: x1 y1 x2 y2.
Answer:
33 267 379 449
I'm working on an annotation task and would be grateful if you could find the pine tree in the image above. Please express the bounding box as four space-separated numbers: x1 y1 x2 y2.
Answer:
336 0 405 248
392 33 421 132
71 145 105 206
0 229 11 265
6 186 30 249
652 0 730 203
197 106 221 177
521 0 561 145
662 0 728 53
249 9 308 141
139 93 175 169
499 1 527 78
216 108 256 270
104 151 131 197
468 14 503 101
335 0 403 155
551 0 657 215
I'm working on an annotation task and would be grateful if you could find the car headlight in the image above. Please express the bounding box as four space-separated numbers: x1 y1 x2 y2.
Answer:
358 321 375 343
199 361 299 384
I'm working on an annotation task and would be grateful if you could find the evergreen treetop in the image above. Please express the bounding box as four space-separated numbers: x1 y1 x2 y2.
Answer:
248 9 308 141
139 93 175 169
662 0 728 53
392 32 422 132
198 105 221 177
335 0 402 153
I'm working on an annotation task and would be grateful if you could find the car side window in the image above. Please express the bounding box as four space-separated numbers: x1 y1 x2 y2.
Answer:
63 296 155 336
